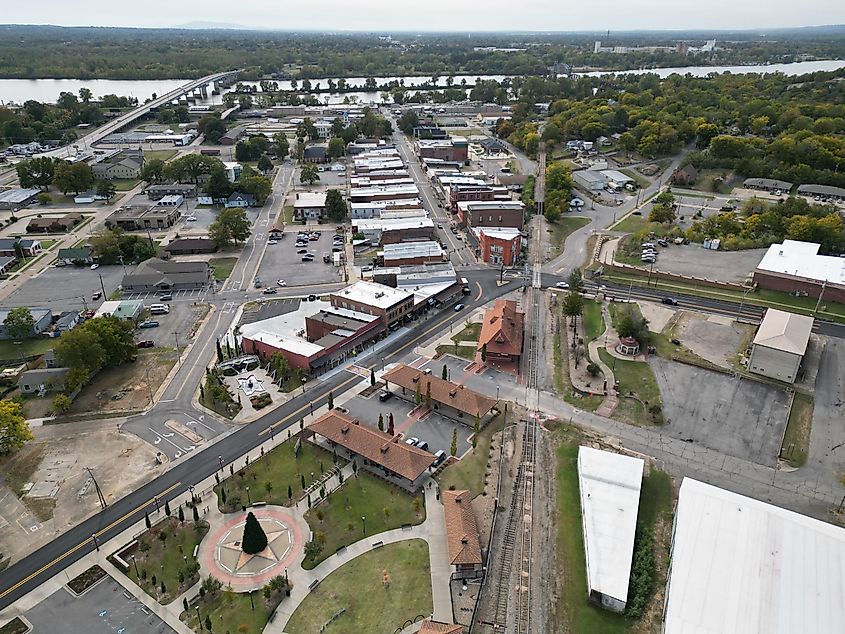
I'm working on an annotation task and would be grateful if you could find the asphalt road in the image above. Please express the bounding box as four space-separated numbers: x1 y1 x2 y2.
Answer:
0 268 507 609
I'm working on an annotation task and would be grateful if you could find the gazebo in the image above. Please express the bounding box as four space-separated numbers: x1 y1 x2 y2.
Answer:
617 336 640 356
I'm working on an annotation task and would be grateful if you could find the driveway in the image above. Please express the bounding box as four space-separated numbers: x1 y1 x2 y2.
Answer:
134 301 206 348
650 358 791 467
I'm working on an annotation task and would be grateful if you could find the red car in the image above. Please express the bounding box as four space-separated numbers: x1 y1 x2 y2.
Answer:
136 340 155 349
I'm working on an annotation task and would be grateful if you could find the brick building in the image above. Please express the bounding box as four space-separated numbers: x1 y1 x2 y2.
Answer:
330 281 414 327
414 137 469 163
752 240 845 304
457 200 525 230
476 227 522 266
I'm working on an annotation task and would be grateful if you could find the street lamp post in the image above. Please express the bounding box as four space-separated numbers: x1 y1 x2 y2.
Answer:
218 455 224 472
91 533 99 551
130 554 139 577
361 516 366 534
246 487 251 505
301 376 307 394
154 496 160 513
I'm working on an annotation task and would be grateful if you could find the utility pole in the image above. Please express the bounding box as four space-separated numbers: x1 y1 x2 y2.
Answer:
813 279 827 316
85 467 107 510
98 273 107 299
144 366 154 403
173 332 182 365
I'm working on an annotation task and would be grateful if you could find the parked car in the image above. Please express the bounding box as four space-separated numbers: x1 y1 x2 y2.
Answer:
158 293 172 301
661 297 679 306
268 239 278 245
555 281 569 289
90 263 99 270
308 294 317 301
184 216 197 222
433 449 447 466
415 439 429 451
139 320 160 328
263 287 277 295
136 340 155 349
378 390 392 402
405 437 419 446
277 279 287 287
92 291 102 301
454 303 465 312
301 255 314 262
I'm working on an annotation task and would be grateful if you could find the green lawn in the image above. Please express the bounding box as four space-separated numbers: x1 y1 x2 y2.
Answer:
286 540 432 634
124 517 209 604
438 411 505 496
436 343 476 361
451 322 481 343
7 253 48 274
146 150 178 163
619 169 651 189
548 216 591 258
113 178 141 192
782 392 814 468
208 257 237 281
555 440 630 633
182 583 286 634
553 429 674 633
302 471 425 569
598 348 663 425
282 205 295 225
611 214 655 234
214 436 337 512
582 299 604 343
0 338 55 364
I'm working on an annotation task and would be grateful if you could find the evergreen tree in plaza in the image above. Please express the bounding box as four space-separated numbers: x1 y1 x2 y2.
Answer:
241 512 268 555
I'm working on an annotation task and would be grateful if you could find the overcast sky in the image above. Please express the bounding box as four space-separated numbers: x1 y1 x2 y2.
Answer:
4 0 844 32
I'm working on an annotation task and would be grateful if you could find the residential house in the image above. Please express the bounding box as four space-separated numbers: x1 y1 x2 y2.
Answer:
0 256 16 275
477 299 524 367
18 368 70 394
94 300 145 322
293 192 328 220
442 490 483 579
26 212 83 233
0 307 52 340
225 192 256 208
671 164 699 187
0 238 41 258
121 258 213 293
57 246 94 264
164 238 218 256
306 410 435 491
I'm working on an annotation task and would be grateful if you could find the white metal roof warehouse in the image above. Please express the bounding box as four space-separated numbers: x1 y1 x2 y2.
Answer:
577 446 644 613
664 478 845 634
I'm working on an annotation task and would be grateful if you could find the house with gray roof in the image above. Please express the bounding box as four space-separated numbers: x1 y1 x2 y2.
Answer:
18 367 69 394
0 308 53 340
0 238 41 258
121 258 212 293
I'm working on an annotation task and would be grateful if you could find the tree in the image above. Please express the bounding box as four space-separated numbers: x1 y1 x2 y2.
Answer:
616 307 649 344
54 327 106 374
145 513 151 529
324 189 346 222
242 511 268 554
140 159 166 184
165 154 219 184
370 368 376 387
272 132 290 159
80 316 136 367
54 161 93 195
568 269 584 293
193 504 200 522
378 413 384 432
37 192 51 205
299 163 320 186
0 400 32 455
78 87 92 103
95 179 117 202
398 110 419 135
387 413 395 436
327 391 334 409
205 165 233 202
473 414 480 449
237 176 272 204
441 364 448 380
648 203 676 224
52 393 71 414
327 137 345 160
3 307 35 340
450 428 458 456
287 484 292 500
164 500 171 517
204 615 212 631
257 155 273 174
209 208 252 248
562 291 584 336
178 505 185 524
197 114 226 143
16 157 56 190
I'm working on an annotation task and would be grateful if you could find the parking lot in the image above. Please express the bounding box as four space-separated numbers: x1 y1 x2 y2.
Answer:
342 390 473 457
131 300 206 348
23 576 175 634
646 243 766 284
650 358 791 467
1 264 124 313
256 231 345 288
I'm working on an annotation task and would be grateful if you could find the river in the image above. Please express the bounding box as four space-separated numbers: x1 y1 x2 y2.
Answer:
0 60 843 105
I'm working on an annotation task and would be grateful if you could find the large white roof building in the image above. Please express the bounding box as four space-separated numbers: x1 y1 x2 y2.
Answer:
664 478 845 634
577 446 644 613
755 240 845 286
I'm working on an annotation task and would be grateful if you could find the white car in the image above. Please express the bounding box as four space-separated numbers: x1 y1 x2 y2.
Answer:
277 279 287 287
555 281 569 289
268 239 278 245
90 263 99 270
185 216 197 222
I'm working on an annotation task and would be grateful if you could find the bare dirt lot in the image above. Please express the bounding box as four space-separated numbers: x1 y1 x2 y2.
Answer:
674 312 754 368
0 423 164 565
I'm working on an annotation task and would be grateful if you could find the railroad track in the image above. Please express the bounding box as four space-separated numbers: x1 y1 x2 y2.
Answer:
514 418 537 634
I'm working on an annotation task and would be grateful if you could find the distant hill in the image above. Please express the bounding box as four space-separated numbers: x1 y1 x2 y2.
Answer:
173 21 256 30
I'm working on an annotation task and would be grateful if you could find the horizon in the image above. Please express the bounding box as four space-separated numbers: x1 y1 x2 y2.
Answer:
2 0 844 33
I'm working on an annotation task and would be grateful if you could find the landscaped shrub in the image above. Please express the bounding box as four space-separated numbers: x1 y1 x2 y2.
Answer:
626 527 655 618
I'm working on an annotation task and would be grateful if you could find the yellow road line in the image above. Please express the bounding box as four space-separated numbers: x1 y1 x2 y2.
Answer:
0 481 181 600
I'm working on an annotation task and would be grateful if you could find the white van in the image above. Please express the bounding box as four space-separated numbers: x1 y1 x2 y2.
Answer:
149 303 170 315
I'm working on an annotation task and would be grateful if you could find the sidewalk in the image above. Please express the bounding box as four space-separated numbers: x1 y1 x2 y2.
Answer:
270 484 452 632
